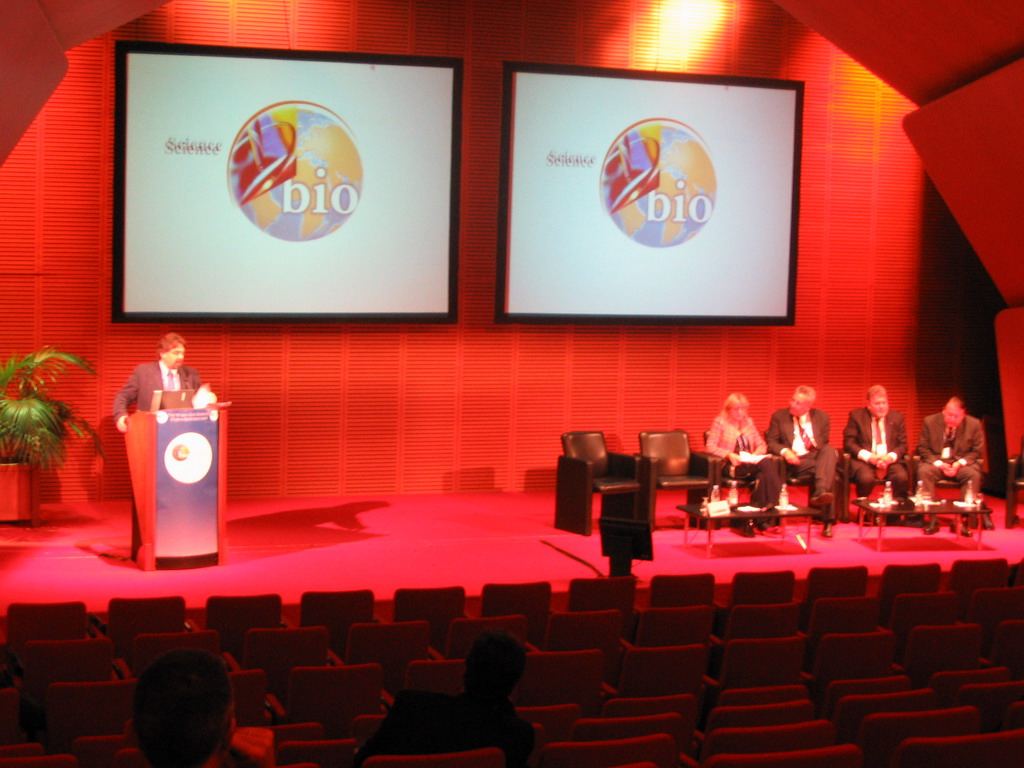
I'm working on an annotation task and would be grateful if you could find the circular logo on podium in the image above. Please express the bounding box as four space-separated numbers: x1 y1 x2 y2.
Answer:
163 432 214 484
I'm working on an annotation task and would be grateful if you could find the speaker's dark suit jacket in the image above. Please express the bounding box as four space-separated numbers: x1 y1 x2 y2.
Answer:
112 361 202 420
354 689 534 768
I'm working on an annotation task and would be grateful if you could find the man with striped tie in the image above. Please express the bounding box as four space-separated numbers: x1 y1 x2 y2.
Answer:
767 385 840 537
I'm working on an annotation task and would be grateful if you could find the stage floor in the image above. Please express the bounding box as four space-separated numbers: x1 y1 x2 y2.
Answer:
0 491 1020 614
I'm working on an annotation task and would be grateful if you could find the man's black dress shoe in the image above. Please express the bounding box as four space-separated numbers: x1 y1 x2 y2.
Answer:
923 520 939 535
822 523 834 538
982 513 994 530
809 492 833 509
736 521 755 538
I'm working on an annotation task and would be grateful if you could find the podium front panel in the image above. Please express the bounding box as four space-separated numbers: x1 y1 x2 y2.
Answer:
154 409 220 564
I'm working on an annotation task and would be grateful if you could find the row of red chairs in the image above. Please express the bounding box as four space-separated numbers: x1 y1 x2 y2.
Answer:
3 560 1024 762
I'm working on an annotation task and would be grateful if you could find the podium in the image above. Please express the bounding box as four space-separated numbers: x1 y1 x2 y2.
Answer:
125 407 228 570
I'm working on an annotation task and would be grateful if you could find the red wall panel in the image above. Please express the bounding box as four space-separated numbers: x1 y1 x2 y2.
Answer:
0 0 1002 503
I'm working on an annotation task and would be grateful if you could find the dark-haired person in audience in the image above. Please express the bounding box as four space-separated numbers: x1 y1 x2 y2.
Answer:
706 392 782 537
917 396 990 535
767 385 840 538
133 648 275 768
844 384 913 524
355 631 534 768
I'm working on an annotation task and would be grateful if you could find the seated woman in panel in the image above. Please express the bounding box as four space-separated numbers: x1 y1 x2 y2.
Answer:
705 392 782 536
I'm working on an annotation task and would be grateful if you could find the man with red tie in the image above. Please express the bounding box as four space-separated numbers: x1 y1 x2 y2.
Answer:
844 385 910 501
767 385 840 538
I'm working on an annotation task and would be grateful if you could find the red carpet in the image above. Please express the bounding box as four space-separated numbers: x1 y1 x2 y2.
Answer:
0 491 1020 615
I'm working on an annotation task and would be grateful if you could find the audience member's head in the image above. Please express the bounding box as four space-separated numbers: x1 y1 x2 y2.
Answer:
462 630 527 703
133 648 233 768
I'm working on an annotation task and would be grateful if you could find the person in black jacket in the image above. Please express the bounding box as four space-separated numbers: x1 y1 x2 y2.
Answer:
355 631 534 768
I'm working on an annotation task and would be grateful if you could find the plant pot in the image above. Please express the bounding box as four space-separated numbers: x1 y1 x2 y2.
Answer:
0 463 40 525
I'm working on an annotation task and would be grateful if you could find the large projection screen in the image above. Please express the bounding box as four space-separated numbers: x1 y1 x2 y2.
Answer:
497 63 803 325
113 42 461 323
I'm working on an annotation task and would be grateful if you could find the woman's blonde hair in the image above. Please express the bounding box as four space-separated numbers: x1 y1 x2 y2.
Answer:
720 392 749 420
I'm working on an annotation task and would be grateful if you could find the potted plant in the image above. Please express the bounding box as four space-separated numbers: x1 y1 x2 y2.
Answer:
0 347 101 524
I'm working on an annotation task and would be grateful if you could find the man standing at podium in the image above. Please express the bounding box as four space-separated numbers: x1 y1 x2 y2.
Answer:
113 332 211 433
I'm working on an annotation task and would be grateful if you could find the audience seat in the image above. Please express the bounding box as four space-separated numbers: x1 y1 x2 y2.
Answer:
536 733 678 768
284 663 385 739
891 729 1024 768
43 678 135 755
646 573 715 608
130 630 220 677
876 564 943 626
566 577 637 639
701 744 863 768
479 581 552 647
204 593 283 659
698 719 837 764
513 649 605 717
442 615 528 659
897 622 984 688
704 698 816 733
363 746 505 768
392 586 466 653
276 737 356 768
946 559 1010 619
855 706 980 768
632 605 714 648
94 596 188 671
954 680 1024 732
542 609 625 684
831 687 939 744
299 589 376 658
798 566 870 630
345 621 431 697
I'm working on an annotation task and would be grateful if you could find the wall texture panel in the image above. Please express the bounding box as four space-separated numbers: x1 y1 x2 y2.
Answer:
0 0 1002 504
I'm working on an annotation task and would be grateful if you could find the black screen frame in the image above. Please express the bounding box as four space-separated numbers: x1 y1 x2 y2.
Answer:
496 61 803 326
112 40 462 324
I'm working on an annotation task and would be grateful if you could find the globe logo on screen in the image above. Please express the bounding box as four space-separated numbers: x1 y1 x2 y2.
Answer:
227 101 363 242
600 119 716 248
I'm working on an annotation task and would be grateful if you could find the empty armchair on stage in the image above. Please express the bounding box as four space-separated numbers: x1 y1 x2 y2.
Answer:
555 429 714 536
555 431 648 536
638 430 716 515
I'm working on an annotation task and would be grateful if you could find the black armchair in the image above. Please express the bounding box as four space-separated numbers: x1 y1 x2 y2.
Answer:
639 430 717 518
555 431 648 536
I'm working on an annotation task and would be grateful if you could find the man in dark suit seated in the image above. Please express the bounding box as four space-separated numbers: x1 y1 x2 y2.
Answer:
844 384 912 522
767 385 840 538
355 631 534 768
917 396 990 535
